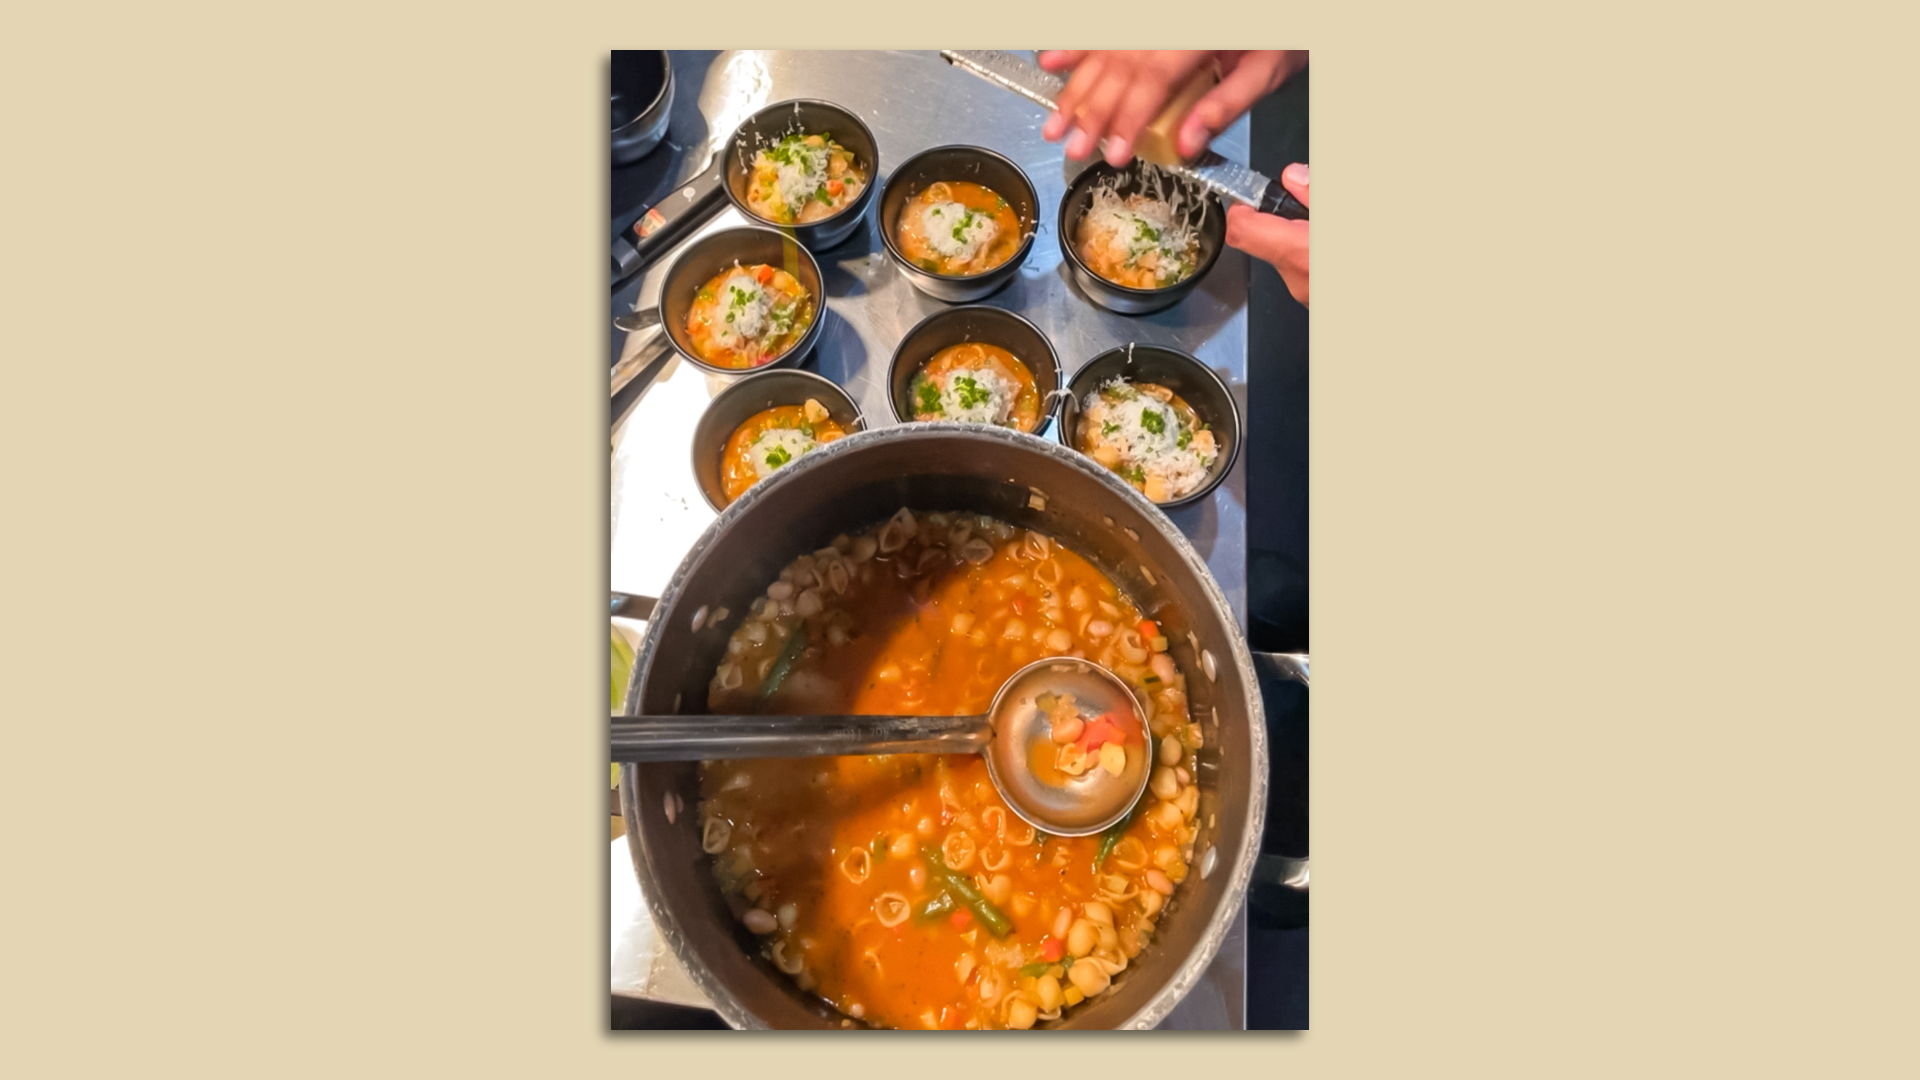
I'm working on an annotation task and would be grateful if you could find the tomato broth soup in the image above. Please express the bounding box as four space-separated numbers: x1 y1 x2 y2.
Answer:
700 509 1205 1029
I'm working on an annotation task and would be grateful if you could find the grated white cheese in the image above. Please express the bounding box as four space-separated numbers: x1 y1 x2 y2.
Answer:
746 428 817 479
1083 378 1217 498
771 144 830 216
921 201 999 261
1080 165 1206 286
712 271 771 349
938 366 1015 424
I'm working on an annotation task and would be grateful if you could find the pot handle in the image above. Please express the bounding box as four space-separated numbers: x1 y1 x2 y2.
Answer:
1250 650 1309 895
1251 651 1308 688
612 591 657 621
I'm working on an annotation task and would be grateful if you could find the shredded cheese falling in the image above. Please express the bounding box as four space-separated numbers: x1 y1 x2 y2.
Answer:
1081 164 1207 286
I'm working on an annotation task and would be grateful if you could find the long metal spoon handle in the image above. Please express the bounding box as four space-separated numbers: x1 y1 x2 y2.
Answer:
612 713 994 762
614 308 662 332
611 330 674 400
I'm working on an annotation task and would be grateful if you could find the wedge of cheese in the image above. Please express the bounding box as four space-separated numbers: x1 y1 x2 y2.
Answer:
1130 62 1220 167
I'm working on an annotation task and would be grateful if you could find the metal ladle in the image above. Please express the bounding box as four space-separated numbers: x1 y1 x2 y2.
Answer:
609 656 1153 836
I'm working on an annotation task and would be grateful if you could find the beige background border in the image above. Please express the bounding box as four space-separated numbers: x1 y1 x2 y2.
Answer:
8 2 1917 1074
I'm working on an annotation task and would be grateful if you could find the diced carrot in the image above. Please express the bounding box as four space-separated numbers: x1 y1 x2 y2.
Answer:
753 264 774 285
1040 936 1064 962
1077 715 1124 754
1011 595 1030 616
950 909 974 930
1138 619 1158 640
827 179 844 196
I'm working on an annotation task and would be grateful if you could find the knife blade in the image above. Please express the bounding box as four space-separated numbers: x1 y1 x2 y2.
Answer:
940 50 1306 221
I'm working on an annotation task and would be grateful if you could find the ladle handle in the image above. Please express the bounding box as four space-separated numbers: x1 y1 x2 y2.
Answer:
612 713 993 762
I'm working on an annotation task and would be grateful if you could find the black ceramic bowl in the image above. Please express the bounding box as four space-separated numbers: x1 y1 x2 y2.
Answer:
611 50 673 166
1058 345 1242 510
689 370 865 512
725 99 879 252
656 226 827 379
887 306 1060 435
1058 161 1227 316
879 146 1038 303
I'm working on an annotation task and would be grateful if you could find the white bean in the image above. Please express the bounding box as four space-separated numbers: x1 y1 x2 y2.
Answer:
743 908 778 934
1150 767 1179 801
1150 653 1178 683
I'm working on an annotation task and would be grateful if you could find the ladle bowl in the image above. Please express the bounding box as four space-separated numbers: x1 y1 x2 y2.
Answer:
610 656 1152 837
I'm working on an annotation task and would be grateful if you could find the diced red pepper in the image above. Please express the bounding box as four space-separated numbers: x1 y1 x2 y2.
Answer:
1040 936 1064 962
950 909 974 930
1011 595 1030 616
1138 619 1158 640
1076 712 1130 754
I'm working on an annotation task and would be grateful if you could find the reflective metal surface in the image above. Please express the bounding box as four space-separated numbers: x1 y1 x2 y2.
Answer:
610 50 1253 1030
612 711 993 762
980 657 1151 837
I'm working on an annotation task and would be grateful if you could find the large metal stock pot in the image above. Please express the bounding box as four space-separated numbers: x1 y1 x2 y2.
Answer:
618 423 1268 1029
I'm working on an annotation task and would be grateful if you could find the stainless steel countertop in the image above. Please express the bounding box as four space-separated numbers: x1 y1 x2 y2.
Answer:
610 49 1252 1030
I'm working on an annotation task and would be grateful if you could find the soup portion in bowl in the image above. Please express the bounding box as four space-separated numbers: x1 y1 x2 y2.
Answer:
746 132 867 225
720 399 851 504
907 344 1041 430
1074 169 1207 290
686 262 814 370
894 181 1023 276
701 510 1205 1030
1075 378 1219 503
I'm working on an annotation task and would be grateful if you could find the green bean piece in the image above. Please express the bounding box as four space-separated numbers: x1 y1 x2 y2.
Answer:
872 833 888 862
916 891 956 923
922 847 1014 937
1018 962 1051 978
753 621 808 704
1094 794 1149 869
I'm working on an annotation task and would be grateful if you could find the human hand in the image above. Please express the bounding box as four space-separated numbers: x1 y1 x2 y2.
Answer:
1226 164 1309 306
1038 50 1305 166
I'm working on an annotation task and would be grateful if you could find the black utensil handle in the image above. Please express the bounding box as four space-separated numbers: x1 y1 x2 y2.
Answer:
1257 176 1309 221
616 157 729 279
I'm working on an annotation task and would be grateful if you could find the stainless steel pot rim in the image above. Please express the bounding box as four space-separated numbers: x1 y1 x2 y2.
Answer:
1056 161 1226 298
878 144 1040 281
620 422 1268 1030
728 98 878 230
